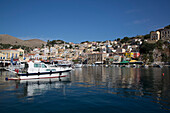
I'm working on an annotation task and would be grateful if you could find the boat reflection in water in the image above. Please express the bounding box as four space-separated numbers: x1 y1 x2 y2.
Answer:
15 75 71 97
0 67 170 112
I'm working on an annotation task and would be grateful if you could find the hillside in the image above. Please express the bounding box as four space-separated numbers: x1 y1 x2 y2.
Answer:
140 40 170 64
0 34 46 48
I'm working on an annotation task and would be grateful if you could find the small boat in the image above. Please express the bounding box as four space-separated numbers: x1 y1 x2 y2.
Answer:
144 64 149 68
125 65 130 68
105 65 109 67
153 64 163 68
54 60 72 68
6 61 72 81
5 61 27 72
74 64 82 68
132 64 136 68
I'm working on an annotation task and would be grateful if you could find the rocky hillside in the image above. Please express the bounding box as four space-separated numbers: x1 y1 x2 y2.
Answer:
0 34 46 48
140 40 170 64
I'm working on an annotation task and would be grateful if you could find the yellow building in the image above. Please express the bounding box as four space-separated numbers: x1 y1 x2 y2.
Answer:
124 52 140 60
0 49 24 61
125 52 134 58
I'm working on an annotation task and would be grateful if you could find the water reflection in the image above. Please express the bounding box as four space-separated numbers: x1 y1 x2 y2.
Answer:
72 66 170 110
0 67 170 111
0 70 71 99
15 79 71 98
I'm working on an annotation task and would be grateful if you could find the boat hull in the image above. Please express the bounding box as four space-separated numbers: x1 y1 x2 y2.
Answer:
75 64 82 68
7 70 71 81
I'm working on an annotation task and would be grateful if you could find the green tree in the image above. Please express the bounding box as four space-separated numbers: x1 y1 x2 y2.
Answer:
117 38 120 41
140 42 155 54
47 40 50 46
120 37 130 44
93 48 101 52
155 40 163 50
69 45 73 49
144 34 150 39
41 44 44 48
165 25 170 29
81 41 89 44
161 53 168 62
149 53 154 62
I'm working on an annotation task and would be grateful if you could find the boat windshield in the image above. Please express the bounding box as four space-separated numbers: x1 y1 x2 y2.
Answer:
42 64 47 68
34 63 41 68
34 63 47 68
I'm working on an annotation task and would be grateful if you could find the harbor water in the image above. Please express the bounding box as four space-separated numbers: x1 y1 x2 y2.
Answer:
0 66 170 113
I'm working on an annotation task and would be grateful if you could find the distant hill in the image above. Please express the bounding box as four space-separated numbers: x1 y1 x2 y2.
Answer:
0 34 47 48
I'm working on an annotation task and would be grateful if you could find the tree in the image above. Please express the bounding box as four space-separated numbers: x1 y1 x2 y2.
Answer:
117 38 120 41
120 37 130 44
155 40 163 50
140 42 155 54
165 25 170 29
81 41 89 44
50 40 56 47
149 53 154 62
124 37 130 42
47 40 50 46
93 48 100 52
144 34 150 39
69 45 73 49
161 53 168 62
41 44 44 48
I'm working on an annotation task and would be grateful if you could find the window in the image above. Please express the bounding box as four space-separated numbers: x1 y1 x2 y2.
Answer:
46 69 50 71
42 64 47 68
52 69 56 71
20 52 23 56
34 63 41 68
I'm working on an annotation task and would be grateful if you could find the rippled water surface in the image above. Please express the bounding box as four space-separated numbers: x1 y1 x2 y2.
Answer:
0 66 170 113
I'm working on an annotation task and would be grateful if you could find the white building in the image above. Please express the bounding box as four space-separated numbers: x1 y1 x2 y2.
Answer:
161 28 170 40
150 25 170 41
150 31 161 41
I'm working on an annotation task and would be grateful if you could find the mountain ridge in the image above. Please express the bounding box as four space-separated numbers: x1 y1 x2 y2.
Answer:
0 34 46 48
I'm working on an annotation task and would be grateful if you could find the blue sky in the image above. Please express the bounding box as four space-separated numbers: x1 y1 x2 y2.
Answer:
0 0 170 43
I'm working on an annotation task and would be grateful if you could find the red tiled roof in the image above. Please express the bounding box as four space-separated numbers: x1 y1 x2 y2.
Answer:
27 54 35 56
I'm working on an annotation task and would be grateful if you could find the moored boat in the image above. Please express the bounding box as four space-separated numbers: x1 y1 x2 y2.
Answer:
6 61 72 81
74 64 82 68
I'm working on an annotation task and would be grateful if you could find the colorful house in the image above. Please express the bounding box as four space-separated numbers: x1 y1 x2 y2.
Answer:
124 52 140 59
0 49 24 61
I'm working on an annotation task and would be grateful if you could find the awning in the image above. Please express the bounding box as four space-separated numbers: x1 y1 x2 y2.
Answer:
129 60 137 63
95 61 103 64
129 60 143 64
120 61 129 64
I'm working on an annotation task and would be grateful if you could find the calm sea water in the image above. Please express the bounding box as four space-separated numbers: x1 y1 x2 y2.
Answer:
0 66 170 113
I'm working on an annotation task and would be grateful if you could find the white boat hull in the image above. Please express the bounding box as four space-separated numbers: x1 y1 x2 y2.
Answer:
6 61 72 81
75 64 82 68
7 71 71 81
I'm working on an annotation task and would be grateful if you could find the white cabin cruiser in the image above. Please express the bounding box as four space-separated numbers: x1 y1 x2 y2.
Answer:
6 61 72 81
